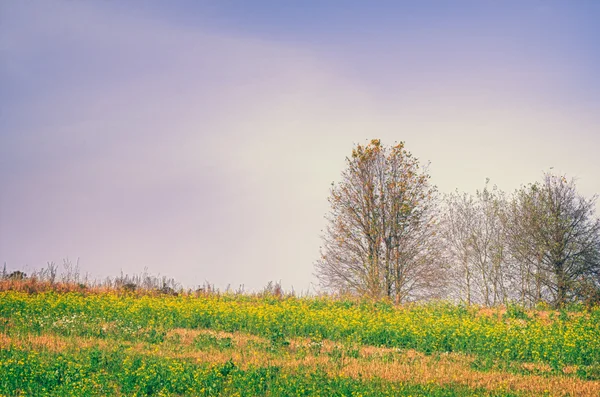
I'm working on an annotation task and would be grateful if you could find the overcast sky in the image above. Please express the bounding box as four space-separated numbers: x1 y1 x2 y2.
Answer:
1 0 599 292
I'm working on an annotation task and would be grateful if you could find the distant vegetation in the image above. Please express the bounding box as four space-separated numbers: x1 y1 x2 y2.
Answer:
1 259 183 296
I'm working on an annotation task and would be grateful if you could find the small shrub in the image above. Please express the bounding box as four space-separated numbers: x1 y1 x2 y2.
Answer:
7 271 27 280
122 283 137 292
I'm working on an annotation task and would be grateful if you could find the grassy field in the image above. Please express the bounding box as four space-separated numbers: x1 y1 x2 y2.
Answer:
1 289 600 396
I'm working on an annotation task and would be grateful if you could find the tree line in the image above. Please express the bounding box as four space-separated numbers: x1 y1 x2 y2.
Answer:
316 139 600 308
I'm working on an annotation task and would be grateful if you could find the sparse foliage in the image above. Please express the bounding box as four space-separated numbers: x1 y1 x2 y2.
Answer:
504 173 600 308
316 139 443 302
441 181 509 306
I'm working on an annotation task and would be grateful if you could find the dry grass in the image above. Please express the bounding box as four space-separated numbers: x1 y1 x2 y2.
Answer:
166 328 265 348
476 306 505 320
521 362 554 374
474 305 591 327
338 354 600 397
0 332 112 352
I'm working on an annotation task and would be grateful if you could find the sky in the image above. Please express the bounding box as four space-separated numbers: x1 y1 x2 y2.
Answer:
1 0 599 292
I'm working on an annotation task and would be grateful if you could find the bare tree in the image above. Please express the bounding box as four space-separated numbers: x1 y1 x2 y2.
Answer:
440 191 477 305
502 185 550 306
470 183 508 306
505 173 600 308
315 139 443 302
441 181 509 306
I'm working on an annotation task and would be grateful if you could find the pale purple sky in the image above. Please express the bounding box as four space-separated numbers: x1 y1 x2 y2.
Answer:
1 1 599 291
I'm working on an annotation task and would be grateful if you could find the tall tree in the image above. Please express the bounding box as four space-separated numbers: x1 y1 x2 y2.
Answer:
470 183 508 306
502 185 550 306
505 173 600 307
440 190 477 305
315 140 442 302
441 181 509 306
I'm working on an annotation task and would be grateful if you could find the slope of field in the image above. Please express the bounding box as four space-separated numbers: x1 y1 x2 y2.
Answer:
1 291 599 396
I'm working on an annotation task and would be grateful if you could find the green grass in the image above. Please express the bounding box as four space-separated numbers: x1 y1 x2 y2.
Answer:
0 347 519 397
1 290 599 396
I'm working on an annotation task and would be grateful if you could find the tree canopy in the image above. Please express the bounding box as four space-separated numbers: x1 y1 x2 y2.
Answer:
315 140 443 302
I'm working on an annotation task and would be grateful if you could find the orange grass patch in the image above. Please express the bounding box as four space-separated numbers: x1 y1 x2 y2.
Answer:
0 332 112 352
0 333 68 352
166 328 265 348
338 355 600 397
476 307 505 320
521 362 554 374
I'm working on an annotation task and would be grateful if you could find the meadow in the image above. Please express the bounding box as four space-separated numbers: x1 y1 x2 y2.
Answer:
1 287 600 396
